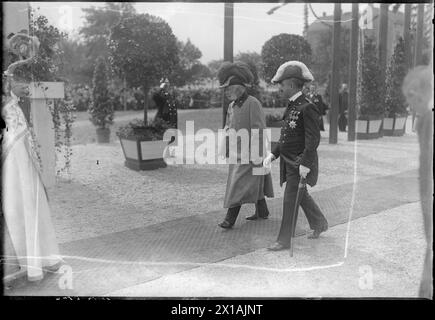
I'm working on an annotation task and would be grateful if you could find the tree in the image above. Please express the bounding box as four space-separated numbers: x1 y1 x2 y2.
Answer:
207 59 224 78
384 37 408 117
189 63 212 82
358 36 384 117
89 57 113 129
235 51 263 81
108 13 179 123
310 28 351 86
261 33 312 83
59 38 94 84
80 3 136 60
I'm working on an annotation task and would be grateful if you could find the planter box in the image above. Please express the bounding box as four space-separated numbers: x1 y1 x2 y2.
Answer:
383 115 407 136
356 116 383 140
119 138 169 170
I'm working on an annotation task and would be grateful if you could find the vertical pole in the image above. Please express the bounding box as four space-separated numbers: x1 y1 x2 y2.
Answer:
414 4 425 66
329 3 341 144
224 3 234 63
348 4 359 142
222 3 234 127
403 4 412 70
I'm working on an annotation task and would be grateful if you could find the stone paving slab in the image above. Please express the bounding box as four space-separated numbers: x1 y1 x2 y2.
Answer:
4 169 419 296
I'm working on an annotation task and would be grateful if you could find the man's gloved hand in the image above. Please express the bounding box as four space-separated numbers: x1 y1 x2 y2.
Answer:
299 165 310 178
263 153 275 168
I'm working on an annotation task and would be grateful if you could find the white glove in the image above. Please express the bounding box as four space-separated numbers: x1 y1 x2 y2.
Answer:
299 164 310 178
263 153 275 168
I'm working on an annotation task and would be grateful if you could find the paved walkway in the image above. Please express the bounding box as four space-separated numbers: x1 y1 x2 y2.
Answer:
4 169 423 297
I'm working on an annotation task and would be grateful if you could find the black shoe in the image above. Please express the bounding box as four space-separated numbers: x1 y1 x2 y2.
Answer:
218 220 234 229
308 224 328 239
246 213 259 220
267 242 289 251
246 213 268 220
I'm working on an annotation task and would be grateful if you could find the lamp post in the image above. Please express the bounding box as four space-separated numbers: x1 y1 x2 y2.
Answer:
403 4 412 69
347 4 359 142
222 3 234 127
329 3 341 144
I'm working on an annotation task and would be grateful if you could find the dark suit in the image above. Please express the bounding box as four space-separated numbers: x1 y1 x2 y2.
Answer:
272 93 328 247
338 90 348 132
153 89 178 129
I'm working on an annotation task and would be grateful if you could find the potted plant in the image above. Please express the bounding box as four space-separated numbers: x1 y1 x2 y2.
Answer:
265 112 283 149
383 37 408 136
88 57 114 143
356 36 385 139
117 117 171 170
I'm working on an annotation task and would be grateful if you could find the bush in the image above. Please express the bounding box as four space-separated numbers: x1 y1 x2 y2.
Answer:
67 84 91 111
173 87 221 109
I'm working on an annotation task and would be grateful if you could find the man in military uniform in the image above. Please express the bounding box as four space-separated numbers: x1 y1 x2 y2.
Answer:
153 78 178 129
307 83 328 131
263 61 328 251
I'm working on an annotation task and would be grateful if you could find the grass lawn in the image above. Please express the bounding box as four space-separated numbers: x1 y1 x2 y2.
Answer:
71 107 285 145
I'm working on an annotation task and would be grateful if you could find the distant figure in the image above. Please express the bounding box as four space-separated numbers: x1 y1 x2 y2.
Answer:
153 78 177 129
307 83 328 131
338 83 348 132
402 65 433 299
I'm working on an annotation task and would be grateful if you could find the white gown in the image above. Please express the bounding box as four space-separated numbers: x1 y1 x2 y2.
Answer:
2 93 62 281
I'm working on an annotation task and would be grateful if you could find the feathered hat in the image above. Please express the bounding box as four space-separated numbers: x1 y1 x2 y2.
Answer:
217 61 254 88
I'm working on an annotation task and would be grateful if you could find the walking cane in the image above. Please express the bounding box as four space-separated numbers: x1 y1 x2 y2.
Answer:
290 175 306 257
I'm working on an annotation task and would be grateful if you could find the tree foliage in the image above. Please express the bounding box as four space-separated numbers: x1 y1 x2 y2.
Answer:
80 3 136 60
261 33 312 83
384 37 408 117
171 39 205 86
11 13 67 82
235 51 263 82
89 57 113 129
310 28 350 86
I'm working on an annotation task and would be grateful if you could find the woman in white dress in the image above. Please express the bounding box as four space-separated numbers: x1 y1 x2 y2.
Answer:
2 33 63 282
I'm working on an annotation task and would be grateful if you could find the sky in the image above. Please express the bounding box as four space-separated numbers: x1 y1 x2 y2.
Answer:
31 2 359 64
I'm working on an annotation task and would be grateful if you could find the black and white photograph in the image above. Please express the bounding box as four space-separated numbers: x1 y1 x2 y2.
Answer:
1 0 433 302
